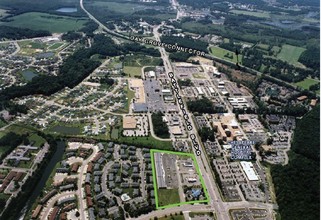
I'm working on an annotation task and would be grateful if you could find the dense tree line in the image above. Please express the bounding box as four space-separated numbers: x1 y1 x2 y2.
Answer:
151 112 170 138
0 26 50 40
169 51 191 62
80 21 99 37
61 31 82 42
198 127 215 142
123 43 160 57
271 105 320 220
0 132 28 163
178 79 192 87
187 97 225 114
241 47 319 82
298 46 320 70
160 36 208 52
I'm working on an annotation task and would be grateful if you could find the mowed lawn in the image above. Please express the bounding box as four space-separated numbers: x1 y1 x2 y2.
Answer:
123 66 142 77
157 188 180 207
1 12 87 33
210 46 242 63
90 1 142 14
295 78 319 90
276 44 306 66
230 9 271 18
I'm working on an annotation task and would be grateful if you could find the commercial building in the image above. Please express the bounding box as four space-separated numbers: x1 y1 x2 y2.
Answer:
240 161 259 181
123 116 137 129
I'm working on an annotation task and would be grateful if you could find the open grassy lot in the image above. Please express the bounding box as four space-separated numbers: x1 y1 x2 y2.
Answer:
0 119 6 128
157 188 180 207
48 124 82 135
48 42 64 50
28 133 46 147
1 12 87 33
123 66 142 77
276 44 306 66
123 55 162 67
210 46 242 64
123 55 162 77
295 78 319 90
111 128 119 139
107 56 122 69
89 1 142 14
230 9 271 18
117 135 173 150
257 43 269 50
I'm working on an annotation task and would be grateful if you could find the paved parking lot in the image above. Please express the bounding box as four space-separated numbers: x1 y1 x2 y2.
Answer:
144 78 166 112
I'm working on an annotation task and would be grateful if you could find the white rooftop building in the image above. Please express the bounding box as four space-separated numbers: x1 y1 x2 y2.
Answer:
240 161 259 181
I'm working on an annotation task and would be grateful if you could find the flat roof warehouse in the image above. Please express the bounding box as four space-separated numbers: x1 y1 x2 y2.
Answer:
240 161 259 181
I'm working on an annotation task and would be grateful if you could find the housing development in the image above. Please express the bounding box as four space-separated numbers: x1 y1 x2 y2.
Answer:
0 0 319 220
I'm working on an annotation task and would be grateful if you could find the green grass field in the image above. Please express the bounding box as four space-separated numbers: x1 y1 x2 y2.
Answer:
48 124 82 135
28 133 46 147
1 12 88 33
117 136 173 150
295 78 319 90
276 44 306 66
210 46 242 63
0 119 6 128
192 73 206 79
123 55 162 67
123 66 142 77
230 9 271 18
111 128 119 139
123 55 162 77
157 188 181 207
89 1 141 14
257 43 269 50
48 42 64 50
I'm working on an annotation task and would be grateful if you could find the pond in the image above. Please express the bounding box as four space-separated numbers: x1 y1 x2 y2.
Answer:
50 125 81 135
21 70 38 81
35 52 54 59
56 7 77 13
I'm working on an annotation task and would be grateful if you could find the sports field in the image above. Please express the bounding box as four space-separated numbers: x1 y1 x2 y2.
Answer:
1 12 87 33
295 78 319 90
230 9 271 18
276 44 306 66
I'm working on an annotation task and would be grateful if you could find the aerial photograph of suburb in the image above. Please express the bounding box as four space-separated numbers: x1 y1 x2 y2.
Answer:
0 0 319 220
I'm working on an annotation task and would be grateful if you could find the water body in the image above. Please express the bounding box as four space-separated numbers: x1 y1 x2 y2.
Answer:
56 7 77 13
21 70 38 81
19 141 66 219
35 52 54 59
50 125 81 135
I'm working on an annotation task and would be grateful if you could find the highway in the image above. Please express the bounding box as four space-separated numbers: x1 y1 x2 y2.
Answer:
153 24 230 220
